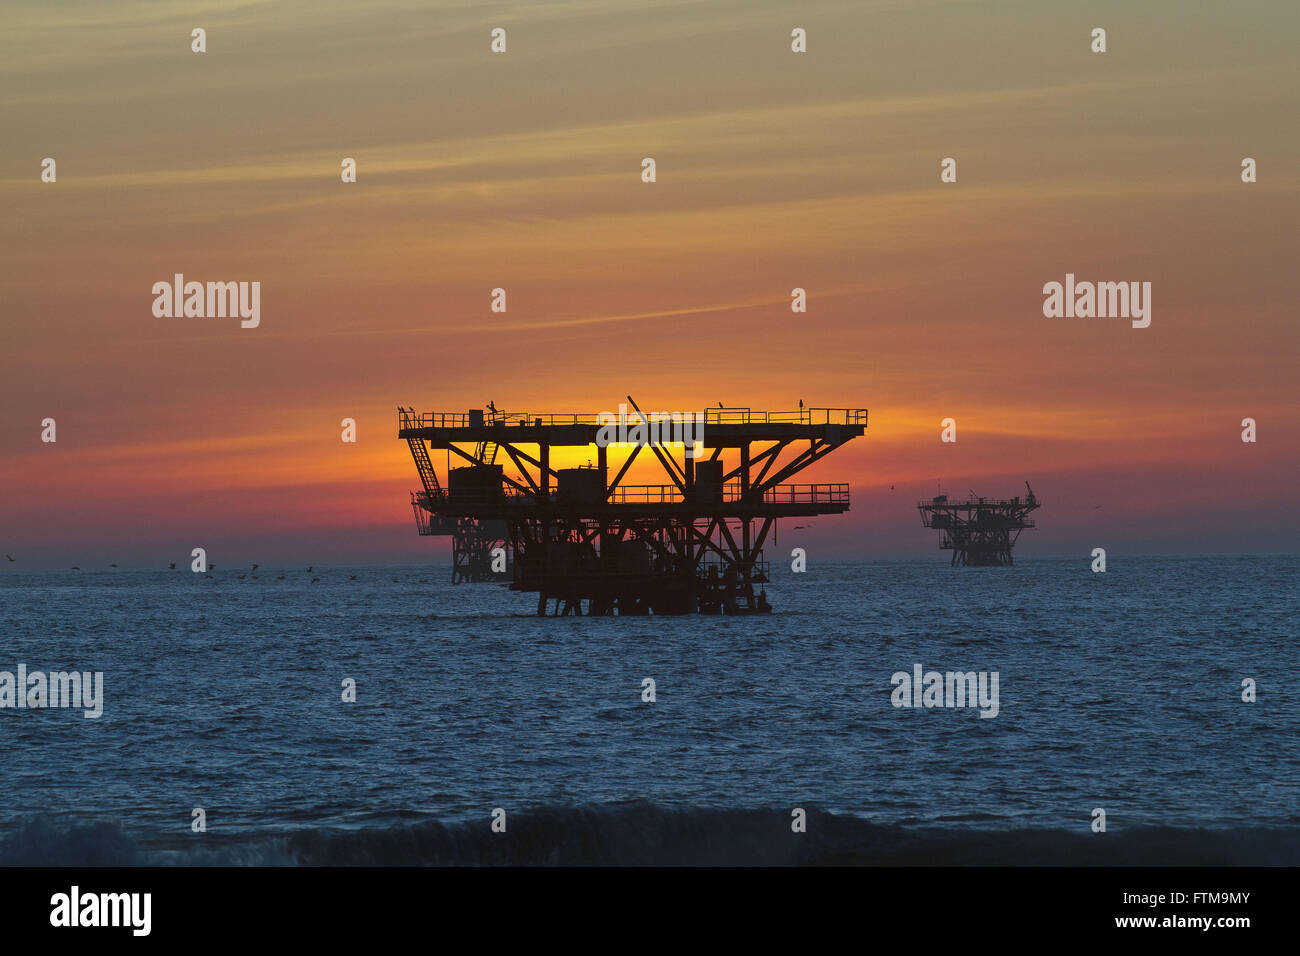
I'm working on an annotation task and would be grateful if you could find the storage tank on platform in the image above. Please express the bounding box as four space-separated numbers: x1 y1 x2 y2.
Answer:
694 460 723 504
448 464 504 503
555 467 606 506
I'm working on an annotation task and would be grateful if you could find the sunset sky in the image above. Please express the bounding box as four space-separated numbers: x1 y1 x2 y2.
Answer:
2 0 1296 568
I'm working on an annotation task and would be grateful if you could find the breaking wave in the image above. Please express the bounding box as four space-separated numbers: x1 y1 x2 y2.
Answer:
4 804 1298 866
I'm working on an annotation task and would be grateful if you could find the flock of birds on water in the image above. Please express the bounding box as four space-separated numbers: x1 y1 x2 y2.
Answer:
3 554 422 584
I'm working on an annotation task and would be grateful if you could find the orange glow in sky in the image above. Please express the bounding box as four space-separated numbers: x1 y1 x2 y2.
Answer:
2 1 1296 568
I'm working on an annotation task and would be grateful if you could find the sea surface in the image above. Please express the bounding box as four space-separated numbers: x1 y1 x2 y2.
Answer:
1 556 1297 865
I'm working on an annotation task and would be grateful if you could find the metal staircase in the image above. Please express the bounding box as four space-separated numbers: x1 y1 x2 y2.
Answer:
406 437 444 500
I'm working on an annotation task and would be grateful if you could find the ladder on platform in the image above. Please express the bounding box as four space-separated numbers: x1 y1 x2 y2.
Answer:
406 438 444 499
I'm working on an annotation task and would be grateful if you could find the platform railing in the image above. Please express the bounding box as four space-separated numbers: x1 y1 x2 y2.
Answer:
603 482 851 505
420 482 850 507
918 497 1040 509
490 412 605 426
399 409 473 430
703 407 868 426
758 483 850 504
609 484 684 503
400 407 868 432
400 409 608 429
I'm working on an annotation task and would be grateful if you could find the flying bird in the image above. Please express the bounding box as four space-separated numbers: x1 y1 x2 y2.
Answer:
71 566 80 570
169 562 176 569
5 555 14 562
110 563 118 568
252 564 260 572
307 566 313 573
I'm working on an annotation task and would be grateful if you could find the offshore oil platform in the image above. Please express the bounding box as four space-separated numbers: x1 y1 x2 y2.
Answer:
917 483 1040 566
399 399 867 615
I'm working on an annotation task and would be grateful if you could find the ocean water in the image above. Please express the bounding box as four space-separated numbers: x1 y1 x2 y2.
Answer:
1 556 1297 865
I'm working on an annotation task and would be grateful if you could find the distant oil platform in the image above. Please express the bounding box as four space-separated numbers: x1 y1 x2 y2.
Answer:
917 483 1040 566
399 399 867 615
